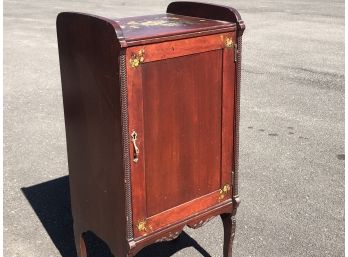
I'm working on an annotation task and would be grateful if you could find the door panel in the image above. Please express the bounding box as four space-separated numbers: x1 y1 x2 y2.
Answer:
126 32 236 238
142 50 223 216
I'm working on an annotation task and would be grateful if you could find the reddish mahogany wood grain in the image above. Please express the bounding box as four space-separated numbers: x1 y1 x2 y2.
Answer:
128 32 232 62
125 27 235 47
129 202 233 255
141 50 223 218
126 50 148 238
145 191 231 236
221 31 237 189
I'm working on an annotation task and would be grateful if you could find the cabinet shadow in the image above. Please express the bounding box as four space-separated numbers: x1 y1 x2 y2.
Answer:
21 176 212 257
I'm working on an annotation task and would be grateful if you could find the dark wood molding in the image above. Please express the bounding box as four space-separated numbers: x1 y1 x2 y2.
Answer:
167 1 245 35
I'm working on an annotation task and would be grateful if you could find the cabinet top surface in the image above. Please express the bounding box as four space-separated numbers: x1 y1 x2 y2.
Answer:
113 13 236 44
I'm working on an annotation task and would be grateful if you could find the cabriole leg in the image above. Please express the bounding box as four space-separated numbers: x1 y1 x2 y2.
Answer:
220 213 236 257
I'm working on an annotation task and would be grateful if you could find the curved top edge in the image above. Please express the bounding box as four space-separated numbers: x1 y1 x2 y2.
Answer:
167 1 245 35
56 12 128 48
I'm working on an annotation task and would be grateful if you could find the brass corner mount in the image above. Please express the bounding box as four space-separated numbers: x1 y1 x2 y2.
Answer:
130 49 145 68
223 36 234 48
136 219 151 233
219 184 231 200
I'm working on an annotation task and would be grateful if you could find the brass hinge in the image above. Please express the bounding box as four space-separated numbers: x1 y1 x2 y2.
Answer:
219 184 231 200
129 49 145 68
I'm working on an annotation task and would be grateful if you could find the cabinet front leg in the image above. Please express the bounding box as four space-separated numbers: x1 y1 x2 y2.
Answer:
220 213 236 257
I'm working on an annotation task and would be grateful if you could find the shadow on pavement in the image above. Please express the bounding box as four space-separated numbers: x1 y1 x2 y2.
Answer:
21 176 212 257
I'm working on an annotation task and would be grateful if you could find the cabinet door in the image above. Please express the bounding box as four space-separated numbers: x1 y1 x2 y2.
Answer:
127 32 237 237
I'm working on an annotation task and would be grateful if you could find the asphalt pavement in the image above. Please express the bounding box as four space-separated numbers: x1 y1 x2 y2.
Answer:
4 0 344 256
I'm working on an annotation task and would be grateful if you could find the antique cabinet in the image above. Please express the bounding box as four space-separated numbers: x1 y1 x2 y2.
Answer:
57 2 245 257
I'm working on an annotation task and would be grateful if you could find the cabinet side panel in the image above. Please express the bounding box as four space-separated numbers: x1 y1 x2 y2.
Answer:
56 13 128 256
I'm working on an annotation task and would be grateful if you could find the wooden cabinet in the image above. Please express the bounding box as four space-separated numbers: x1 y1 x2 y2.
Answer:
57 2 245 257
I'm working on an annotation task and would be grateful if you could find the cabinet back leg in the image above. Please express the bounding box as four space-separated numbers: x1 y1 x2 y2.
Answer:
75 232 87 257
220 213 236 257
